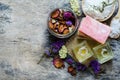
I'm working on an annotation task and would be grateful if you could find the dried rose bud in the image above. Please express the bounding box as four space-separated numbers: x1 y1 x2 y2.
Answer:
51 9 60 19
68 66 76 76
53 57 65 69
68 66 74 73
63 11 74 20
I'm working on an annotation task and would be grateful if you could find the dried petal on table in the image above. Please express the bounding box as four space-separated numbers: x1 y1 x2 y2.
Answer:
68 66 77 76
53 57 65 69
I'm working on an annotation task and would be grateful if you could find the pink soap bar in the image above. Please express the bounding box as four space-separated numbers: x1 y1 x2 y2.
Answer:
79 16 111 44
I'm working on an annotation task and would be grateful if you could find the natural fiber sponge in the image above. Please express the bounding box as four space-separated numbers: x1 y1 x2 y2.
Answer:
79 16 111 44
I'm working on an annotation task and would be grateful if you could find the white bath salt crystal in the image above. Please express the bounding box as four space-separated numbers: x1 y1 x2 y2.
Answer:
109 18 120 39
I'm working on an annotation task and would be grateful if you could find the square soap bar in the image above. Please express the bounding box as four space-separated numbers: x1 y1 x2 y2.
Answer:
79 16 111 44
93 43 113 64
72 41 93 63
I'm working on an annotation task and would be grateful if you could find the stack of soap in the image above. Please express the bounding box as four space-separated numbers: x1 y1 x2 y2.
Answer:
78 16 111 44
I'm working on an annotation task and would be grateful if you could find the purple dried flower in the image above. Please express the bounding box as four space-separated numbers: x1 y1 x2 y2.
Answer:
44 48 51 56
66 21 72 26
65 58 74 65
51 40 65 53
76 63 86 71
63 11 73 20
90 60 100 74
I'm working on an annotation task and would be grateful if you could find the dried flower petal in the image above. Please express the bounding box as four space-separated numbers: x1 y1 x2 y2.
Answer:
49 20 54 29
63 29 69 34
58 24 65 33
53 57 65 68
68 66 76 76
51 9 60 19
66 21 72 26
90 60 100 74
44 48 51 56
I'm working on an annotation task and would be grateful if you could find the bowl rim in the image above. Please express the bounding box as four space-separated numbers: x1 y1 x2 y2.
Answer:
82 0 116 22
47 8 78 38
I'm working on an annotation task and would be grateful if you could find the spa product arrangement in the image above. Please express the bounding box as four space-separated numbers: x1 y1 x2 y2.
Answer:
44 0 119 76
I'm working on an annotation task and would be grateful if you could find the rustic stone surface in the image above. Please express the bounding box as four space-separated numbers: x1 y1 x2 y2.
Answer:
0 0 120 80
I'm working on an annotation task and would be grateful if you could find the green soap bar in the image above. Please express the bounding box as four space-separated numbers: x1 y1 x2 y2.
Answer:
72 40 93 63
93 42 113 64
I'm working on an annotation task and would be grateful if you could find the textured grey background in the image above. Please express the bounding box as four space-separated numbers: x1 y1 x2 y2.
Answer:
0 0 120 80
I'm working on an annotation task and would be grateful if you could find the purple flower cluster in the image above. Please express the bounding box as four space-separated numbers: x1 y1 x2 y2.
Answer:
51 40 65 53
65 57 74 65
45 40 65 56
76 63 86 71
90 60 100 74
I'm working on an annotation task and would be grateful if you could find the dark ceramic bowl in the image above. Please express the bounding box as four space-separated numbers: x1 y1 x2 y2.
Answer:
48 8 78 38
